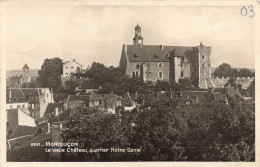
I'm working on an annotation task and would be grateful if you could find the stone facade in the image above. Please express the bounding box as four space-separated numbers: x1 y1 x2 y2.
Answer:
126 61 170 82
119 24 212 89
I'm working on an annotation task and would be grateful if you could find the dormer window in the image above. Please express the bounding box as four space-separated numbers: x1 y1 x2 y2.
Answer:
166 54 171 58
134 53 139 58
154 53 159 59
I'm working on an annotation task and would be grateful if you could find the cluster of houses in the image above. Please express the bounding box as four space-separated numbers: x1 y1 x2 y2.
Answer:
5 24 254 161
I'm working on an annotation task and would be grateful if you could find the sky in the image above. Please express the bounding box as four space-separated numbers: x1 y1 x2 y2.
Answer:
1 2 255 70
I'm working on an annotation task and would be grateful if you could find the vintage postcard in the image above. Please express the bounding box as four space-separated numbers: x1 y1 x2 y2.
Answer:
0 0 259 167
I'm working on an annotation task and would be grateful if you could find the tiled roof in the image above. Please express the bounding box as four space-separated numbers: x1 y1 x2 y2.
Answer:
225 87 243 98
6 89 27 103
8 135 35 150
89 94 106 101
6 88 49 103
22 64 30 70
49 107 79 123
35 116 49 123
7 133 51 160
63 59 82 66
125 45 195 62
68 95 89 101
212 92 224 101
53 94 68 102
9 125 37 139
44 103 64 116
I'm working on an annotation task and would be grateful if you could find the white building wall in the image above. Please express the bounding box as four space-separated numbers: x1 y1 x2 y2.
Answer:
63 60 82 77
6 102 29 110
18 108 36 127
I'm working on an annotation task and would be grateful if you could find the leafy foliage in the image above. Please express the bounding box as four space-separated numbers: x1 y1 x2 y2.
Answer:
61 98 254 161
38 58 63 92
213 63 254 78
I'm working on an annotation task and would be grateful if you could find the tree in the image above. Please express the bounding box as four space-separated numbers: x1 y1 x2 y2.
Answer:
178 78 193 90
230 68 239 78
213 63 232 77
238 68 254 77
154 80 171 92
38 58 63 92
61 107 133 161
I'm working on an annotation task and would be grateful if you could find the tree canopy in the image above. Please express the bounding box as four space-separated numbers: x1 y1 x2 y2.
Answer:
213 63 254 78
38 58 63 92
61 97 255 161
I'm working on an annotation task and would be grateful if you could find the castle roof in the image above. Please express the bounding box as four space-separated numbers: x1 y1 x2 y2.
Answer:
124 45 195 62
22 64 30 70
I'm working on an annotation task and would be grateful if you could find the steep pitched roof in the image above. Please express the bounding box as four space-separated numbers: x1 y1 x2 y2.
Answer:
6 89 27 103
225 87 243 98
44 103 64 116
7 133 51 160
68 95 89 101
63 59 82 66
212 92 224 101
7 135 35 150
48 107 79 123
125 45 195 62
9 125 37 139
22 64 30 70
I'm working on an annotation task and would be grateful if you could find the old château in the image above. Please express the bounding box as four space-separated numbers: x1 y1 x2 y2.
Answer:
119 24 212 89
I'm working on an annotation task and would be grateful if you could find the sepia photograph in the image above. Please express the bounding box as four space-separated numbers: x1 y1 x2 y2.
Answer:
0 0 259 165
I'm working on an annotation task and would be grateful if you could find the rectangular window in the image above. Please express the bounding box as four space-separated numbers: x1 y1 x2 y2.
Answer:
181 71 184 78
202 74 205 78
202 63 205 67
136 64 140 69
180 63 183 67
158 72 163 79
132 72 135 77
136 71 139 77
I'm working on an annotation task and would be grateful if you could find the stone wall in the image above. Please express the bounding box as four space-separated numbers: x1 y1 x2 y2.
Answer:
211 77 254 89
126 61 170 82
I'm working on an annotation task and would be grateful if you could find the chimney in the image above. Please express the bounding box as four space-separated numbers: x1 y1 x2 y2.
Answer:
63 103 68 110
161 44 163 51
9 89 12 99
45 122 51 134
54 107 59 116
196 95 199 103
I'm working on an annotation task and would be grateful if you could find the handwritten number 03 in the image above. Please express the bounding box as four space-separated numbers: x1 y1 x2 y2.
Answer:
241 5 255 18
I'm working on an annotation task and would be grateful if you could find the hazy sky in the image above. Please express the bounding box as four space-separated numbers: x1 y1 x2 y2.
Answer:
2 2 255 70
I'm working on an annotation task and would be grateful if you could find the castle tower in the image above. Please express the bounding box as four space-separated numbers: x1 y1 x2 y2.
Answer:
22 63 30 74
133 24 144 45
198 41 211 89
21 63 31 84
